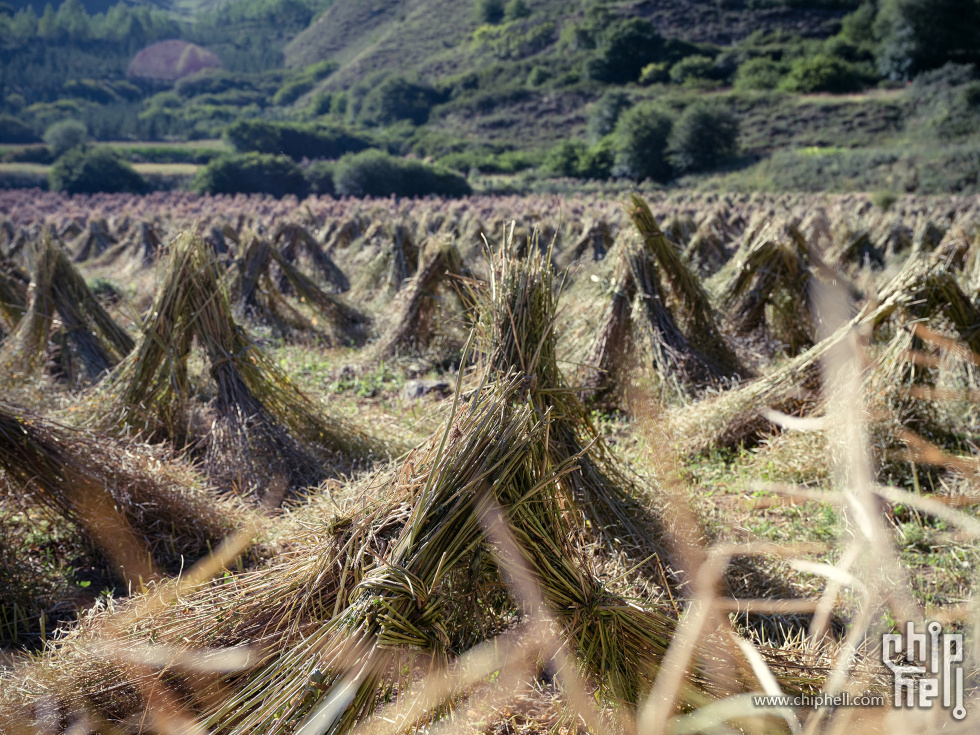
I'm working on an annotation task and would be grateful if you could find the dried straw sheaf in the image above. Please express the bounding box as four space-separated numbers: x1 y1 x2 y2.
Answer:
364 239 471 364
0 400 250 578
628 194 740 377
71 218 117 263
351 221 420 300
96 232 386 497
0 237 134 386
0 375 828 733
232 233 367 345
475 235 681 590
670 253 973 457
96 221 162 269
722 219 818 354
272 221 350 293
581 232 736 405
0 250 28 338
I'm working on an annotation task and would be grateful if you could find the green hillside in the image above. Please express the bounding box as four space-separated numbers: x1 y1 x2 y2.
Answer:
1 0 980 196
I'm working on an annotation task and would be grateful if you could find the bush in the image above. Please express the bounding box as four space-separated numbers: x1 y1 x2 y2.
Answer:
542 141 589 178
0 114 37 144
734 57 789 91
526 66 551 87
669 55 718 87
541 138 614 179
192 153 307 197
779 55 869 94
587 90 631 144
174 70 253 99
586 18 665 84
223 120 373 161
667 103 740 174
357 76 442 127
504 0 531 20
334 150 471 198
612 104 673 182
639 62 670 85
475 0 504 24
43 119 87 158
303 160 336 196
874 0 980 80
49 147 147 195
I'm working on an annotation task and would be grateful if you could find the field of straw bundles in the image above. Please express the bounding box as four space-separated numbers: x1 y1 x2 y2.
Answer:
1 187 980 734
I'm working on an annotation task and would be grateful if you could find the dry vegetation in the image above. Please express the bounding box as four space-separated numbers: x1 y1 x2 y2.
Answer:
0 187 979 733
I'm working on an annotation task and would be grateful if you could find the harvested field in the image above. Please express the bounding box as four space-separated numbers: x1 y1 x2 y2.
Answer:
0 188 978 733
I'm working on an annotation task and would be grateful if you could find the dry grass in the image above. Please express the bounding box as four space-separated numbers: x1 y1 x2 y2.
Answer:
0 190 979 735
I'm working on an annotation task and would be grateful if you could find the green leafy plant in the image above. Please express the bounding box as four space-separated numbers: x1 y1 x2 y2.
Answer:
48 147 146 194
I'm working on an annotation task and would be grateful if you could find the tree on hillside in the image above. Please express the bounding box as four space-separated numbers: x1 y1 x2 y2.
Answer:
43 119 87 158
475 0 504 24
612 103 673 182
357 76 442 127
587 89 631 144
667 103 739 174
586 18 665 84
874 0 980 80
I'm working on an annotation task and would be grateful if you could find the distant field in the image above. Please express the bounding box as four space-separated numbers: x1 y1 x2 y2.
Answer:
0 140 226 154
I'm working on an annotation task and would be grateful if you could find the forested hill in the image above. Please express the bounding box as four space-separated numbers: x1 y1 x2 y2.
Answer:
2 0 980 197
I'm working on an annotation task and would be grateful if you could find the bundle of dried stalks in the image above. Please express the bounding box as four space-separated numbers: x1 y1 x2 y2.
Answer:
476 235 681 590
97 221 162 269
628 194 739 376
272 221 349 293
0 400 249 577
365 239 469 363
71 219 117 262
671 254 956 457
0 374 828 733
98 233 385 496
352 221 420 300
580 240 730 404
722 219 817 354
0 250 28 337
0 237 134 385
562 218 612 266
683 210 732 277
232 234 367 345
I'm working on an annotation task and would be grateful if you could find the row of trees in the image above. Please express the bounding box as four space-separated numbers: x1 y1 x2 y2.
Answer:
544 97 739 183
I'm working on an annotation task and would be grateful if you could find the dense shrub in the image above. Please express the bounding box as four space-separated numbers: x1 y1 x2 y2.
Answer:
475 0 504 24
223 120 373 161
541 138 614 180
175 70 254 99
612 104 673 182
667 103 740 174
779 55 869 93
669 55 718 87
303 160 336 197
334 150 471 198
0 114 37 143
192 152 306 197
42 119 87 158
504 0 531 20
526 66 551 87
542 141 589 178
875 0 980 80
734 57 789 91
587 90 631 144
639 62 670 85
586 18 665 84
357 76 442 127
49 147 147 194
1 145 54 164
